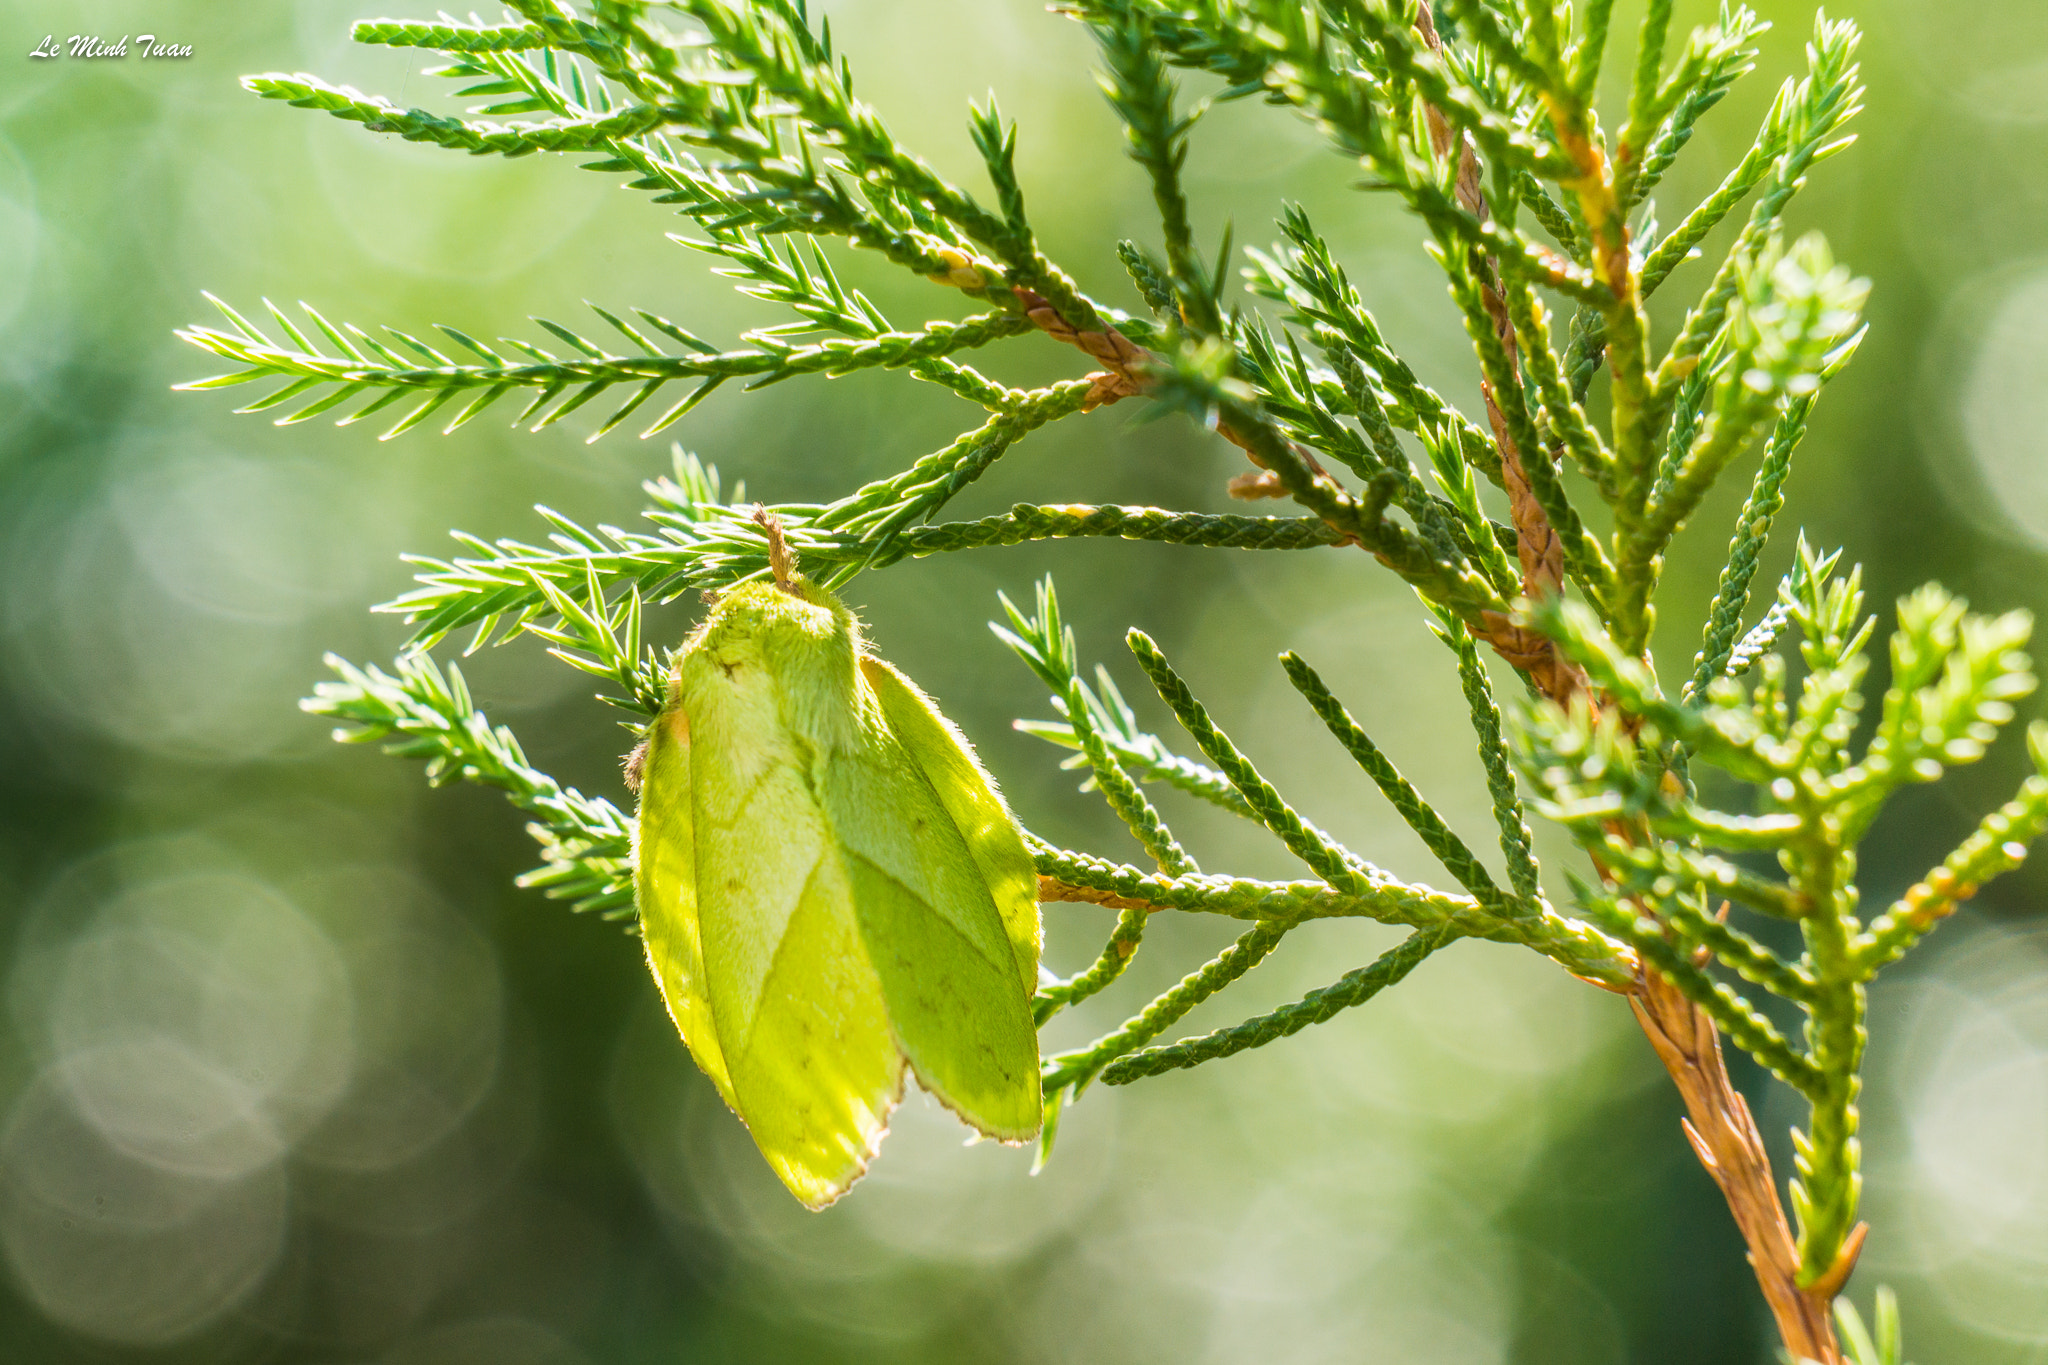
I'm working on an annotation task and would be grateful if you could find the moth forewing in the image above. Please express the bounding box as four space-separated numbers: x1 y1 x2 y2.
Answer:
632 578 1042 1208
823 678 1042 1142
633 705 736 1111
860 655 1043 996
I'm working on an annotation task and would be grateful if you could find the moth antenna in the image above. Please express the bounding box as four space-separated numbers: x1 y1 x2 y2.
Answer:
752 503 797 592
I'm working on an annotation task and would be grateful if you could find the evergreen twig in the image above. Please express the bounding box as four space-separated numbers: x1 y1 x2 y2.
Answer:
177 4 2045 1355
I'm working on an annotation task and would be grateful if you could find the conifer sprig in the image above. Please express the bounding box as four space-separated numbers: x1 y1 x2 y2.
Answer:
179 3 2038 1354
387 457 1350 653
1098 922 1455 1084
177 295 1036 442
304 651 637 918
1516 560 2047 1286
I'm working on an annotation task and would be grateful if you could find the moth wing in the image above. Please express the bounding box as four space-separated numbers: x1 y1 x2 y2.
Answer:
633 708 736 1112
859 656 1042 994
692 688 902 1209
821 704 1040 1143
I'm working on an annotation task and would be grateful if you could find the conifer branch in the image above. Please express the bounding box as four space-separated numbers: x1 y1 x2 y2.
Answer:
1656 16 1865 394
178 298 1034 441
245 71 670 155
186 6 2037 1354
1280 652 1519 918
392 492 1338 651
1575 887 1820 1093
1686 330 1861 701
995 580 1198 879
304 652 637 918
351 19 562 53
1665 897 1817 1004
1429 610 1544 907
1041 916 1296 1096
1857 726 2048 972
1099 923 1455 1083
1093 12 1218 335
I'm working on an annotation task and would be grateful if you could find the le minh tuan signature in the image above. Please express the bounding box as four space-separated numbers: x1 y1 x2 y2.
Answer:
30 34 192 59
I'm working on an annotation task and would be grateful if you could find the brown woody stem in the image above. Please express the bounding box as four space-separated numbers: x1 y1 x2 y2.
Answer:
1411 7 1585 704
1634 970 1851 1361
753 504 797 591
1411 10 1845 1361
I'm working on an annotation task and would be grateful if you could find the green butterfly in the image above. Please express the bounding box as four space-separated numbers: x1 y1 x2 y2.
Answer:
632 574 1042 1208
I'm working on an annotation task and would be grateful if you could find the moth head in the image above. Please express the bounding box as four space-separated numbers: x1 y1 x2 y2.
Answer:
683 578 867 754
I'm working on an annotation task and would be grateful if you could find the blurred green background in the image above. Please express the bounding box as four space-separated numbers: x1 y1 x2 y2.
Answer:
2 1 2046 1362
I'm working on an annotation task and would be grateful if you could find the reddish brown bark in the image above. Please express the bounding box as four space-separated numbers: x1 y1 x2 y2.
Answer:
1408 10 1848 1359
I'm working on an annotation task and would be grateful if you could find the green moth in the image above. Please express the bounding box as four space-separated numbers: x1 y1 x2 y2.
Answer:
631 568 1042 1209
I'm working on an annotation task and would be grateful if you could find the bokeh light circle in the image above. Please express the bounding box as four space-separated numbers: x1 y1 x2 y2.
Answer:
1924 261 2048 549
0 1073 288 1346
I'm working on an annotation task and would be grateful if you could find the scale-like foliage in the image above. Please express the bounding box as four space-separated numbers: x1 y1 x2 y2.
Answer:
186 2 2039 1357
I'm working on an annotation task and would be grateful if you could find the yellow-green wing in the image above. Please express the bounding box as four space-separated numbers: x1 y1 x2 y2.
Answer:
633 707 735 1111
820 678 1040 1142
688 657 903 1209
859 656 1042 995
